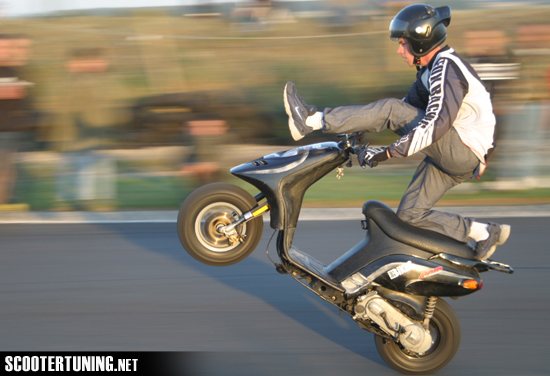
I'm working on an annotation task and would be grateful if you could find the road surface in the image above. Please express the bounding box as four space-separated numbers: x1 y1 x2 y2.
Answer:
0 216 547 375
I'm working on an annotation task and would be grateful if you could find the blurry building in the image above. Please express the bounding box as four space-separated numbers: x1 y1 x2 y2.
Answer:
489 24 550 184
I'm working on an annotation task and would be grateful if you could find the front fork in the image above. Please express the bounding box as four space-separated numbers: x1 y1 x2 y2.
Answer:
217 192 270 244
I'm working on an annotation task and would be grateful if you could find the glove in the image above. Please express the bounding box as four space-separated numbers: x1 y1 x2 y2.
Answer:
358 146 389 168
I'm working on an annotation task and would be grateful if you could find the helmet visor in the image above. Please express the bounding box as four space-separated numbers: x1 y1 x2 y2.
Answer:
389 18 409 41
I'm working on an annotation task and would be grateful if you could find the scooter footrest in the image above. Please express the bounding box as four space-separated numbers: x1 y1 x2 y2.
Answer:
288 247 344 291
432 253 514 274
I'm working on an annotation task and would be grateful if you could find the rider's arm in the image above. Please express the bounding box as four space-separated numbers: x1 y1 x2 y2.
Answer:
388 58 468 158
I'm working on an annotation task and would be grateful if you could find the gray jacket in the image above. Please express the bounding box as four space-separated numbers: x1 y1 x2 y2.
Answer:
389 46 496 165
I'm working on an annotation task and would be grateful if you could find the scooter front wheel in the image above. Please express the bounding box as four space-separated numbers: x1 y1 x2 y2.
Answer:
374 298 461 375
177 183 263 266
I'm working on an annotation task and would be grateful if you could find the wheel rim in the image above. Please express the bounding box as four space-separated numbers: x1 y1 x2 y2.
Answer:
399 320 441 359
195 202 245 252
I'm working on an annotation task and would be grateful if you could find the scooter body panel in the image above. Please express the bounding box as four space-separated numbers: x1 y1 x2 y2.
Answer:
366 254 481 297
326 217 433 280
326 218 482 297
231 142 347 232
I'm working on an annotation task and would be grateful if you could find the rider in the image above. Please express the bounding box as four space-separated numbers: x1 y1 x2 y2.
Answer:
283 4 510 261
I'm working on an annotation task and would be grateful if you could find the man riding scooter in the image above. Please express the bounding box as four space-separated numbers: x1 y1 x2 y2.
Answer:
283 3 510 261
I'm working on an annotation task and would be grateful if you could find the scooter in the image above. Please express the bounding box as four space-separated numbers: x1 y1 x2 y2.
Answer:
176 132 513 375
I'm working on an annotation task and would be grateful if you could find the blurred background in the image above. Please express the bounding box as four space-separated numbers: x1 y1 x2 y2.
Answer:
1 0 550 212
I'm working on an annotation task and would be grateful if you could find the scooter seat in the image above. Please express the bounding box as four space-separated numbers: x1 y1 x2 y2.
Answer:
363 201 476 260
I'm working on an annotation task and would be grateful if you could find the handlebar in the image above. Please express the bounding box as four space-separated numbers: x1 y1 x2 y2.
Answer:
337 132 370 169
337 132 367 154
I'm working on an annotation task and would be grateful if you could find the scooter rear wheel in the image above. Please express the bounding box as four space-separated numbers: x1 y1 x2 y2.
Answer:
177 183 263 266
374 298 461 375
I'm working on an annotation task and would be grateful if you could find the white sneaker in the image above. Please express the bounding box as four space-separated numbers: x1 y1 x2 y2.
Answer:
283 81 318 141
475 223 511 260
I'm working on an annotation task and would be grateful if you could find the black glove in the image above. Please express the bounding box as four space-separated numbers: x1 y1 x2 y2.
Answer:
358 146 389 168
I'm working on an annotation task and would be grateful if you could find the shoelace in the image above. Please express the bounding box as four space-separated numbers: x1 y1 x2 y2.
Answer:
294 92 316 115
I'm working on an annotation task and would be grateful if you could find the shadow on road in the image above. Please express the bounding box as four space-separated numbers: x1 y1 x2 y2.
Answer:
111 222 387 368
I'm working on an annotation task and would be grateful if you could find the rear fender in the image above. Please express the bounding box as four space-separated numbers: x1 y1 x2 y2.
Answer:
364 254 483 297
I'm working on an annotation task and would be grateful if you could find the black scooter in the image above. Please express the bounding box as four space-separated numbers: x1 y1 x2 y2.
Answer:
177 132 513 375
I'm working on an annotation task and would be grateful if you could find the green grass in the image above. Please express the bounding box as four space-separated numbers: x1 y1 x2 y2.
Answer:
116 176 192 209
13 159 550 211
227 167 550 208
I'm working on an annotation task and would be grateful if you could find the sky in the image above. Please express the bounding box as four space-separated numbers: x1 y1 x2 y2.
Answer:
2 0 223 17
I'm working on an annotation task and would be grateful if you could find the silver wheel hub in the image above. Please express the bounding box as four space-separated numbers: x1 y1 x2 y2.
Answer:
195 203 245 252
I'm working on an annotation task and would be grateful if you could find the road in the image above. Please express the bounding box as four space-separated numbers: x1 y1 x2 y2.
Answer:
0 217 548 375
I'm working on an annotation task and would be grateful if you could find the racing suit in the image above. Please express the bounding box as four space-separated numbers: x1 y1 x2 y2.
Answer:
320 46 496 242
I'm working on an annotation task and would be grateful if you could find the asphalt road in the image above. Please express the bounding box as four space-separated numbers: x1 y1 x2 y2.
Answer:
0 217 548 375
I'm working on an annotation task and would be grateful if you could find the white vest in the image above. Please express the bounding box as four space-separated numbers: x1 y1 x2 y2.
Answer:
432 49 496 164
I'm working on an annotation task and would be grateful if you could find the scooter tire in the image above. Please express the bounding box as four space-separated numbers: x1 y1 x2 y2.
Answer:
374 298 461 375
177 182 263 266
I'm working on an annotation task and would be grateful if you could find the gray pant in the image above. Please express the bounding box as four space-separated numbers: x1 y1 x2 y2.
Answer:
323 98 479 242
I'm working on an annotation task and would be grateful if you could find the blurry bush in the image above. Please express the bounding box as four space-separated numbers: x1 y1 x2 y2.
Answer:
0 3 549 148
3 1 550 210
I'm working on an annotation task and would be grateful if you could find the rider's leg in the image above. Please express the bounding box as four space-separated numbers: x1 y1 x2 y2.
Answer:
322 98 424 136
284 81 424 139
396 158 473 242
396 127 479 242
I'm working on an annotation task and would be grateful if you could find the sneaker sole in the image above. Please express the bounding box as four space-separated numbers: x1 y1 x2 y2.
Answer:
482 224 511 260
283 82 305 141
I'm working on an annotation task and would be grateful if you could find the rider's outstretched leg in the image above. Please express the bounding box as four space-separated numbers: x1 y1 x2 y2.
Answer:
284 82 424 140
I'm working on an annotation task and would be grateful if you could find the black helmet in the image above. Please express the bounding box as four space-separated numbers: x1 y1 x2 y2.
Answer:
389 4 451 57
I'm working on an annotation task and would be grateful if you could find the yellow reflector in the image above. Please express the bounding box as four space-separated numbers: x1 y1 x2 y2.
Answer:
463 279 482 290
252 204 269 217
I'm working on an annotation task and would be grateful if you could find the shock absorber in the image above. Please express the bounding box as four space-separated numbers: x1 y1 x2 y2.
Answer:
423 296 437 330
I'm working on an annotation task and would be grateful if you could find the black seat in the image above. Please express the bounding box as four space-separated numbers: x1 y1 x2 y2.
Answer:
363 201 476 260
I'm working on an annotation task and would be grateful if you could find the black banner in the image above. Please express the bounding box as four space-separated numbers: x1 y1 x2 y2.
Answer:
2 353 198 376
